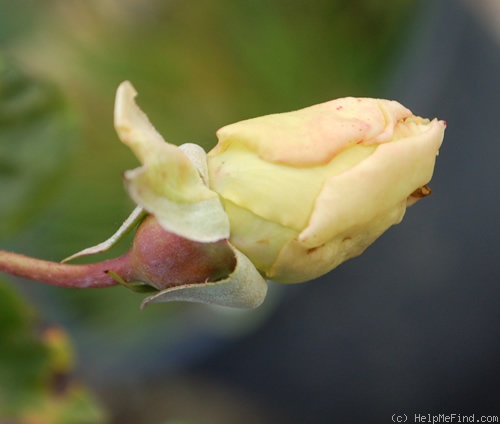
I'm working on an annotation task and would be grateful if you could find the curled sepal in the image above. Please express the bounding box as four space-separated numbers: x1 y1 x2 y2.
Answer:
114 81 229 242
62 206 146 263
141 248 268 309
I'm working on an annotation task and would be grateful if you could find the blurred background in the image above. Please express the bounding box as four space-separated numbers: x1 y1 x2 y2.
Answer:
0 0 498 422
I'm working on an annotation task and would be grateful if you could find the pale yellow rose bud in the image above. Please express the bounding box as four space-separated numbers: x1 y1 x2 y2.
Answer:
108 82 445 307
207 98 446 283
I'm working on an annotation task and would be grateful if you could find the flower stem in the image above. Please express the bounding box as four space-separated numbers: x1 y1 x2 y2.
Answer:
0 249 132 288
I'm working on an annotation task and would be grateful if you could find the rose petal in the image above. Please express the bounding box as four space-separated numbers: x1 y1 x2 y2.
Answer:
299 118 446 247
268 203 406 283
209 141 376 231
115 81 229 242
212 98 412 166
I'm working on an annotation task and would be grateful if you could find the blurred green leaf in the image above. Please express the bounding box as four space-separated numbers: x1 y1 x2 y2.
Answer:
0 278 49 414
0 57 77 236
0 278 107 423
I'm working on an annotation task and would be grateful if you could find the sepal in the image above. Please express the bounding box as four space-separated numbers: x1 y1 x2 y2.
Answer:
141 247 267 309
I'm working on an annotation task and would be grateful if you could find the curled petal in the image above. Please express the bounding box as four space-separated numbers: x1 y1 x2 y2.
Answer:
299 118 446 247
115 81 229 242
179 143 211 185
211 98 412 166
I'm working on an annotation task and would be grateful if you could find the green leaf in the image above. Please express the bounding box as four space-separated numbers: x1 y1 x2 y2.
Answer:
0 278 49 415
0 278 107 422
0 57 77 236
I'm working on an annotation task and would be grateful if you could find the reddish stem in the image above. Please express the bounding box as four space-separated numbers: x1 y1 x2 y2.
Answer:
0 249 132 288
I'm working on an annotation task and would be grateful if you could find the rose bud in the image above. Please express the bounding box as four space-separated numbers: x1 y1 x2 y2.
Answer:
207 98 446 283
113 81 445 300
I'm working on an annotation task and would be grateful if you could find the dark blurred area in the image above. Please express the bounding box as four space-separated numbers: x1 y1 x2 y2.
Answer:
1 0 498 423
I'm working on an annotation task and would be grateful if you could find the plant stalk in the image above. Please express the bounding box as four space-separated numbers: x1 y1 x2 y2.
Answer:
0 249 132 288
